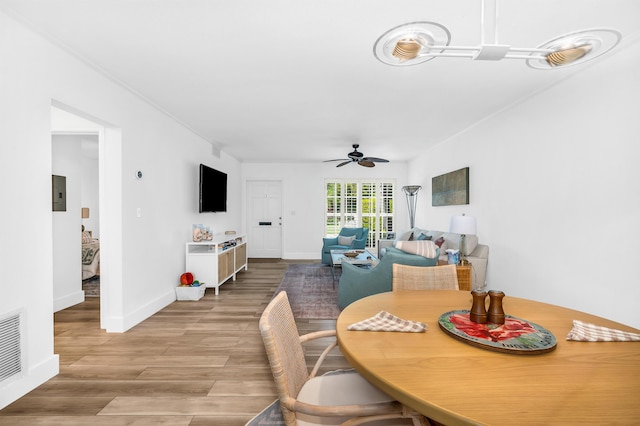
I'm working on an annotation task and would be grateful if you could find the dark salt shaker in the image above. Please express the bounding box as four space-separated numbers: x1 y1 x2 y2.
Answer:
470 290 488 324
487 290 505 324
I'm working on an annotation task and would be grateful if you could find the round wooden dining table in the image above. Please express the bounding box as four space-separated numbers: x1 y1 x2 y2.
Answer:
336 290 640 426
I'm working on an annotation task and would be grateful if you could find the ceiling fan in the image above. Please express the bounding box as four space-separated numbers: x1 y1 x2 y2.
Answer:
324 144 389 168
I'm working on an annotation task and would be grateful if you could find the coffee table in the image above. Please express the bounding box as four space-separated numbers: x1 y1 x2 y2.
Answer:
330 249 378 285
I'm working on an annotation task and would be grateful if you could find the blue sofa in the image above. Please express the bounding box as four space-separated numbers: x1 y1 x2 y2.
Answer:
337 246 439 308
321 227 369 265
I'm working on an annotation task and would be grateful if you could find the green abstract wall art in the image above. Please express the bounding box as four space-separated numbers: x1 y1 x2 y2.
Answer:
432 167 469 206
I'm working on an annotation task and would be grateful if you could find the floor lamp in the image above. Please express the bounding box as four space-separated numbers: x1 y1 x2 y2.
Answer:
402 185 422 229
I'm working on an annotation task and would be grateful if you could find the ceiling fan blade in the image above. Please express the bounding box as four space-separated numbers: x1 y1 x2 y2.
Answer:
324 158 349 162
359 160 375 167
362 157 389 163
337 160 352 167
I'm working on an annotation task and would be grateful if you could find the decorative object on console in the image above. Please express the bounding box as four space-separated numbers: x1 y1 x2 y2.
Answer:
373 0 621 70
192 224 213 242
192 224 202 242
449 214 477 265
402 185 421 229
432 167 469 206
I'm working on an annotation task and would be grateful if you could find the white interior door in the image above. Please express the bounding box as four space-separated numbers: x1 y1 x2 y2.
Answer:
247 180 282 258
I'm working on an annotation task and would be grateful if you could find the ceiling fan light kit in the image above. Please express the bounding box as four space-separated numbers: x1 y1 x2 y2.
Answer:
373 0 621 70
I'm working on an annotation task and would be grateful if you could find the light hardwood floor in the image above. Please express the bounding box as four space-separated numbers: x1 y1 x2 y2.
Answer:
0 259 350 425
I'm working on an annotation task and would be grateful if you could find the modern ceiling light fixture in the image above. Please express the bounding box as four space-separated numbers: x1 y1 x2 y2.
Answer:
373 0 621 70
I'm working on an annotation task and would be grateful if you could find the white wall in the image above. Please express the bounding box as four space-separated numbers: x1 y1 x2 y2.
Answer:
0 10 242 408
242 161 411 259
52 135 84 312
408 39 640 329
80 136 100 238
51 108 102 237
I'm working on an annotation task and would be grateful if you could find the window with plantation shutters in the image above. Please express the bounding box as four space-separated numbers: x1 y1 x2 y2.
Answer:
325 179 395 249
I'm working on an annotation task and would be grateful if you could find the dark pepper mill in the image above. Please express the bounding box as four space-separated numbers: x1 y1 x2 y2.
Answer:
487 290 506 324
470 290 488 324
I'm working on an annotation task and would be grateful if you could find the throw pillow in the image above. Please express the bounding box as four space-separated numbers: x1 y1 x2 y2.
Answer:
338 235 356 246
82 231 92 244
416 233 431 241
434 236 447 251
395 240 438 259
426 231 443 240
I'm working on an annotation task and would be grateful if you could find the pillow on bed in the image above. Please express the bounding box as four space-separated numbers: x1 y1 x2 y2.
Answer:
82 231 92 244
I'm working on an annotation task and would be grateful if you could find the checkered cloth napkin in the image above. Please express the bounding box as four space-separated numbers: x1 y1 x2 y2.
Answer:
566 320 640 342
347 311 427 332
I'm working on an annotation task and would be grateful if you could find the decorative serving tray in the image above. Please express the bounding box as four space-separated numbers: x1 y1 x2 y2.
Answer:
438 310 557 355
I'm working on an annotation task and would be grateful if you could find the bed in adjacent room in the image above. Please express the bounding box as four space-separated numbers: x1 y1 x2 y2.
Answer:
82 229 100 280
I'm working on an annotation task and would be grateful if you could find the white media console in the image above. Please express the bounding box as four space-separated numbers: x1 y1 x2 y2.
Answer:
185 233 248 295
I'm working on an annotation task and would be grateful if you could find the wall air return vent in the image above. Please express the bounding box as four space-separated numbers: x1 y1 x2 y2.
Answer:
0 312 23 383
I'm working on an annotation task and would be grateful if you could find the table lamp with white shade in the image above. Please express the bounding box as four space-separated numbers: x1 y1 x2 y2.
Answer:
449 214 477 265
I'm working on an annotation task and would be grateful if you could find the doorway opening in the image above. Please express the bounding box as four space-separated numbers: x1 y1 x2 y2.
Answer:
51 102 122 331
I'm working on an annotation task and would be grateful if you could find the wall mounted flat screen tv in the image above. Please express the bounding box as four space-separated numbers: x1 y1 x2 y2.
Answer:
199 164 227 213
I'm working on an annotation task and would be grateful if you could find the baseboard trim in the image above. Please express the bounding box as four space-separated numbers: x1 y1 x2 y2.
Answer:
103 289 176 333
53 290 85 313
0 353 59 410
282 252 321 260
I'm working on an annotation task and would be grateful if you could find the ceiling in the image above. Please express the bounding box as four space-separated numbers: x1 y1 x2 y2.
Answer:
3 0 640 164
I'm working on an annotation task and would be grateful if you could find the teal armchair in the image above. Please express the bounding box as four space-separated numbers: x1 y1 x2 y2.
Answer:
337 247 439 308
321 227 369 265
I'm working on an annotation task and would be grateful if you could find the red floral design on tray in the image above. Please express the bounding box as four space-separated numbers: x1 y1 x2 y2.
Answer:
449 313 537 342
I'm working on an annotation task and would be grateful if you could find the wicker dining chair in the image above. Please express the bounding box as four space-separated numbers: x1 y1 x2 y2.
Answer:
259 291 426 426
392 264 459 291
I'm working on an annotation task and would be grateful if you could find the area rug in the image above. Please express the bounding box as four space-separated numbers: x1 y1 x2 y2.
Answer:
82 276 100 297
273 263 341 319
